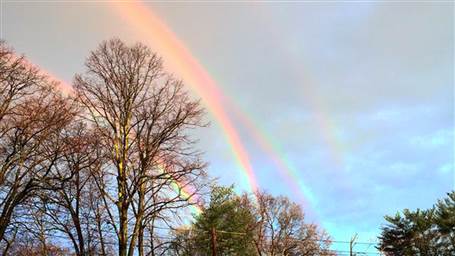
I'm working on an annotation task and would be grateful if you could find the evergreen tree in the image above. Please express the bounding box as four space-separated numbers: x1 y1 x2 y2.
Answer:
434 191 455 251
378 191 455 256
191 186 256 255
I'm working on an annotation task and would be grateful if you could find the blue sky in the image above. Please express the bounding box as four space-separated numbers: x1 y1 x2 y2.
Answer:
3 1 454 253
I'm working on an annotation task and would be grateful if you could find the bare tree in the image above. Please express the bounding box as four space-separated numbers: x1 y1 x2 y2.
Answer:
36 122 114 256
74 39 206 256
252 192 334 256
0 42 77 245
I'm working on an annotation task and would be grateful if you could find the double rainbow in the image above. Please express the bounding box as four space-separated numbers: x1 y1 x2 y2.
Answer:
110 0 319 211
26 0 324 219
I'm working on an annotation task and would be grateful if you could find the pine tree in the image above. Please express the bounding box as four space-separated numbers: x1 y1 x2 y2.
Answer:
378 191 455 256
192 186 256 256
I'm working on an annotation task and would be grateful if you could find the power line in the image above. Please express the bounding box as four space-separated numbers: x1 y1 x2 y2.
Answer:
26 226 383 255
329 250 382 255
51 226 379 245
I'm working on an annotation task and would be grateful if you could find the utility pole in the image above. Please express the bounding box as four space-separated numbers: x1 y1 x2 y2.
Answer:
350 233 358 256
210 227 217 256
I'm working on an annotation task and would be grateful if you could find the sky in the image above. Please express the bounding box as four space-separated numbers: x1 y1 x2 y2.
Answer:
2 0 454 254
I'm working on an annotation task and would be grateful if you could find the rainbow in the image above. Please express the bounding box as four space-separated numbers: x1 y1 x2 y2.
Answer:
255 12 352 192
109 1 322 209
232 107 317 207
169 180 203 215
25 1 326 219
111 1 259 193
19 56 74 94
155 160 203 215
255 8 348 172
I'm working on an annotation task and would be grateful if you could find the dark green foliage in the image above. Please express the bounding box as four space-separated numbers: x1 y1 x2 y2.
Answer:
435 191 455 245
378 191 455 256
192 186 257 255
168 186 257 256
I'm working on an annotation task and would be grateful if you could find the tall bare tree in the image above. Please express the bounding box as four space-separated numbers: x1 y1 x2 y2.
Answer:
0 42 77 244
74 39 206 256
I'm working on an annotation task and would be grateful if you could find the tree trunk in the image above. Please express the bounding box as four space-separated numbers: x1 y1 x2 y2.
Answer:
138 224 145 256
118 197 129 256
96 206 107 256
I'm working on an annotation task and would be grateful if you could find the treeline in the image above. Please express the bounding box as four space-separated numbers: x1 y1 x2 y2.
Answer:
0 39 332 256
169 186 333 256
378 191 455 255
